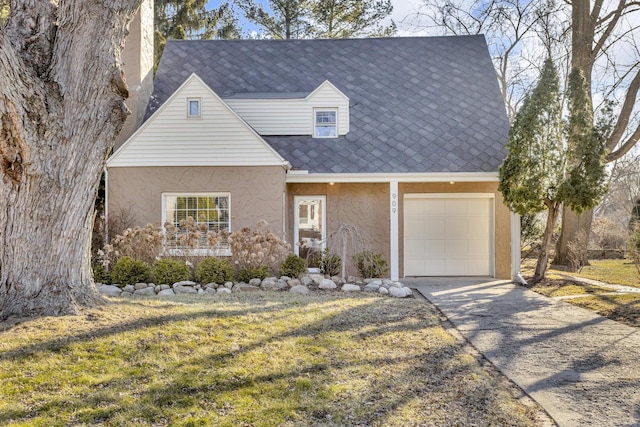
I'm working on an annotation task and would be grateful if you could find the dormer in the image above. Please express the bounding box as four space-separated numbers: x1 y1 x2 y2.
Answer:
223 80 350 137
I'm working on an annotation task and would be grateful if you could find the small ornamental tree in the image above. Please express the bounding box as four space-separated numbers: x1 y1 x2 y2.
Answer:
499 59 608 283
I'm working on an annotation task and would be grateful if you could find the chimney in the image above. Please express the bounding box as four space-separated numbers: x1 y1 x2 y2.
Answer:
115 0 154 149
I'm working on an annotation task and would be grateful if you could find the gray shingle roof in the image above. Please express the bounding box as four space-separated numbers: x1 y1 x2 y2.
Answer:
149 36 509 173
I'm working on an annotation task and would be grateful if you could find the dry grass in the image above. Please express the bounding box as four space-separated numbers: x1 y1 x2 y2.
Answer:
528 280 612 298
568 294 640 327
575 259 639 287
0 293 543 426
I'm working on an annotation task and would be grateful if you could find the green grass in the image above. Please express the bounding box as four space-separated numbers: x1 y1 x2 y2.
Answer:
0 293 543 426
572 259 640 287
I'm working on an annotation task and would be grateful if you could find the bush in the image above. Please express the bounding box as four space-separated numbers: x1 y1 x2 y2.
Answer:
279 255 307 278
353 250 388 278
110 256 151 285
196 257 235 284
228 220 291 274
152 259 191 284
237 266 269 283
92 263 111 284
320 249 341 277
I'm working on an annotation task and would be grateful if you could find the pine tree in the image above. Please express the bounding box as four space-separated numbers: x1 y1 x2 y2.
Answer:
500 60 608 282
234 0 395 39
499 58 564 283
155 0 240 68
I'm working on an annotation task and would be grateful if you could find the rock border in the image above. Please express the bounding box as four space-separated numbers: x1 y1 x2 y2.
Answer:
98 275 413 299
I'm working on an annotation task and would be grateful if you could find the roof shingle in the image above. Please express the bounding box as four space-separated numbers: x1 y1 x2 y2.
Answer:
149 36 509 173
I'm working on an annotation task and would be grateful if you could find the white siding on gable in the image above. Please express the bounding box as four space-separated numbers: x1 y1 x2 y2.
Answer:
108 75 287 167
225 81 350 136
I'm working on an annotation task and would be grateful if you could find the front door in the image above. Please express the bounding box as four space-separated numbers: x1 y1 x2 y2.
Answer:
294 196 326 267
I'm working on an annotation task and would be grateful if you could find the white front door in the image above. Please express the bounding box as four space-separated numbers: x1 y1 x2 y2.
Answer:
294 196 326 266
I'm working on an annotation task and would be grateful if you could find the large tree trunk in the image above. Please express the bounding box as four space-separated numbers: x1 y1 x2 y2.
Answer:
553 207 593 269
0 0 141 318
553 0 596 269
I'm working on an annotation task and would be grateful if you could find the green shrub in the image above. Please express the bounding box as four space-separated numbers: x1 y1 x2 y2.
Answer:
196 257 235 284
110 256 151 285
237 266 269 283
279 255 307 278
92 263 111 284
152 259 191 284
320 249 341 277
353 250 388 278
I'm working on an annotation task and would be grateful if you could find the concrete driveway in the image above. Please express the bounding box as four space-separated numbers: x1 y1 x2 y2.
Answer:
407 278 640 427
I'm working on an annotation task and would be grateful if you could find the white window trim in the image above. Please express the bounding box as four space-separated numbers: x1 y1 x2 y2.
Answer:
186 97 202 118
313 108 338 138
161 192 231 256
294 195 327 272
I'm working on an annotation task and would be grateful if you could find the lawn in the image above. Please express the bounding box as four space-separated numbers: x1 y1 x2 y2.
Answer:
574 259 639 287
0 293 544 426
524 258 640 327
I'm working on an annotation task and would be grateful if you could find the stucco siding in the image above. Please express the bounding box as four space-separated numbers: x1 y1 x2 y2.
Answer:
108 166 286 235
287 183 390 275
108 76 285 167
226 82 349 136
399 182 511 279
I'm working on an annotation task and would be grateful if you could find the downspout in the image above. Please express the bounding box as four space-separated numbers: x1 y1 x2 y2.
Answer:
511 211 527 285
104 167 109 244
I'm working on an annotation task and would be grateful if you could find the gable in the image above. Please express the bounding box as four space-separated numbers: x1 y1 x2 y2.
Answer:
223 80 349 136
108 74 288 168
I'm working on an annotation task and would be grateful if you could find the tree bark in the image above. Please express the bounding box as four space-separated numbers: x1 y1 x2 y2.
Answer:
553 0 595 269
553 207 593 268
0 0 142 318
533 201 560 283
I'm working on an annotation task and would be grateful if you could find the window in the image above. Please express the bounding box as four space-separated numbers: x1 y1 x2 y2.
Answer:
314 109 337 138
163 193 230 253
187 98 201 118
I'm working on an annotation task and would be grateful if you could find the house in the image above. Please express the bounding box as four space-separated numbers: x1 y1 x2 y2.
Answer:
107 33 520 281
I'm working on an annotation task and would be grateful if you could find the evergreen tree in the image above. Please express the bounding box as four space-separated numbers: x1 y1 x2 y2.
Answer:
234 0 394 39
499 58 563 283
310 0 395 38
500 60 607 282
155 0 240 68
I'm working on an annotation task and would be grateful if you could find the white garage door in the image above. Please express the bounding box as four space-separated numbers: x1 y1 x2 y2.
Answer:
404 195 493 276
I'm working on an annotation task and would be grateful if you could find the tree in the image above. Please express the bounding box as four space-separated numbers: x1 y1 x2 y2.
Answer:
554 0 640 268
499 59 607 282
499 58 564 282
0 0 142 317
155 0 240 68
414 0 640 270
310 0 395 38
235 0 312 39
234 0 394 39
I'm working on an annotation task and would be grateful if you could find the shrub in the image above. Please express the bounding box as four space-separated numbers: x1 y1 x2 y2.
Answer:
196 257 235 284
110 256 151 285
99 223 164 269
279 255 307 278
237 266 269 283
353 250 388 278
228 220 291 274
92 263 111 284
320 249 341 277
152 259 191 284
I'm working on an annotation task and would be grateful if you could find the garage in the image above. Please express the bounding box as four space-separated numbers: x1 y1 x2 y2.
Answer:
404 194 494 276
